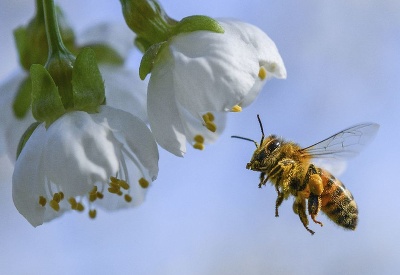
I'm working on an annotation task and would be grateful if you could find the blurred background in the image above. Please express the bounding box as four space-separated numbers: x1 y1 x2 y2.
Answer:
1 0 399 274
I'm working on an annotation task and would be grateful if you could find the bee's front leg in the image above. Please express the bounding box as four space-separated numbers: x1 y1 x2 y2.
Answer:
274 185 284 217
258 172 269 188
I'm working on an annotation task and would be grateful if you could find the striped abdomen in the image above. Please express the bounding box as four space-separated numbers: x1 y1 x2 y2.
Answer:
318 168 358 230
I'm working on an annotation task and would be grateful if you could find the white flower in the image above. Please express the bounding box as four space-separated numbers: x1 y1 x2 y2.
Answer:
12 106 159 227
147 19 286 156
0 22 145 163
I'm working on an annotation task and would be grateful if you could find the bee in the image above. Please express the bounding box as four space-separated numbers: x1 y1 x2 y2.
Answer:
232 115 379 235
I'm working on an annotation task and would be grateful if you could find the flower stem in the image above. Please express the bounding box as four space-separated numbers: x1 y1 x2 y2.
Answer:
42 0 69 57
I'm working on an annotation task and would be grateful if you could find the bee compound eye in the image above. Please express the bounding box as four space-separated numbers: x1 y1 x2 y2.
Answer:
267 139 281 153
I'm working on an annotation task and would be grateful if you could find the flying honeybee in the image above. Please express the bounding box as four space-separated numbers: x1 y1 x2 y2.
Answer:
232 115 379 235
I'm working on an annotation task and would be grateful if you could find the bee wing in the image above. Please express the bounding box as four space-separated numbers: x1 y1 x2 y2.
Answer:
300 123 380 160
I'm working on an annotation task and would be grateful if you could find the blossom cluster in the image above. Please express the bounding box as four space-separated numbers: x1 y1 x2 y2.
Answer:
0 0 286 226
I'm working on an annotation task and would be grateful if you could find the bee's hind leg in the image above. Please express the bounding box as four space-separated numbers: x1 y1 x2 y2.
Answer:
293 197 315 235
308 194 324 227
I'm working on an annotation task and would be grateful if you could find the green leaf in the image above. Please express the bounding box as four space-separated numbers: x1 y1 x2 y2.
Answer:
83 44 124 65
12 76 32 119
72 47 105 112
173 15 224 35
139 41 167 80
30 64 65 126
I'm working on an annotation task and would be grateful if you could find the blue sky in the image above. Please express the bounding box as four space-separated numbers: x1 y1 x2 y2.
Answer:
1 1 400 274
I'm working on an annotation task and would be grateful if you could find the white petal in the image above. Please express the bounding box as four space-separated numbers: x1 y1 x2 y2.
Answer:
12 124 47 227
100 65 148 122
93 106 159 181
76 22 134 59
218 19 287 79
169 29 259 113
43 111 120 197
148 57 187 156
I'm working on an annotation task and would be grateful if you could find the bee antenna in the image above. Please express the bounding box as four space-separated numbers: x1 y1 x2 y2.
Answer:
231 136 258 148
257 114 265 145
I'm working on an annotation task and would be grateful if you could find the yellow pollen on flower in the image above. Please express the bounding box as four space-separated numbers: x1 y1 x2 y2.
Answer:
119 180 130 190
53 193 61 203
89 209 97 219
231 105 242 112
76 202 84 212
194 135 205 143
59 192 64 200
202 112 215 122
258 66 267 80
193 143 205 150
38 196 47 207
205 121 217 132
96 192 104 199
124 194 132 202
139 177 149 189
89 186 98 202
108 186 120 194
69 197 77 209
49 200 60 212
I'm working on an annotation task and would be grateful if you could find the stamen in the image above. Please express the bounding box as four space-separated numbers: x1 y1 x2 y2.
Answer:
89 186 98 202
124 194 132 203
205 121 217 132
202 112 215 123
69 197 77 209
108 186 120 194
194 135 205 143
58 192 64 200
119 180 130 190
53 193 61 203
49 200 60 212
231 105 242 112
76 202 84 212
89 209 97 219
258 67 267 80
96 192 104 199
193 143 205 150
38 196 47 207
139 177 149 189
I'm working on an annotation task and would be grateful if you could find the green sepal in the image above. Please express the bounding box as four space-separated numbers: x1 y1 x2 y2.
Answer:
72 47 105 112
12 76 32 119
82 44 124 65
139 41 167 80
16 122 41 160
30 64 65 126
173 15 224 35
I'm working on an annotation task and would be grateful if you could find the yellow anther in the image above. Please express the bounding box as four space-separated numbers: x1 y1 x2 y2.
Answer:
109 181 120 189
119 180 130 190
124 194 132 203
231 105 242 112
117 190 123 196
58 192 64 200
110 176 118 183
205 121 217 132
108 186 120 194
193 143 205 150
139 177 149 189
89 193 97 202
89 209 97 219
90 186 98 193
53 193 61 203
69 197 77 209
96 192 104 199
258 66 267 80
38 196 47 207
202 112 215 123
76 203 84 212
49 200 60 212
194 134 205 143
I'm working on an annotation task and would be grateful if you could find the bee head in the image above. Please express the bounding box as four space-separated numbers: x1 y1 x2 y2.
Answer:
246 135 281 171
232 115 282 171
